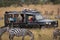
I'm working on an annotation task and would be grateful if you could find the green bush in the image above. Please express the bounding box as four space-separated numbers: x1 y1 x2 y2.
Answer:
0 0 60 7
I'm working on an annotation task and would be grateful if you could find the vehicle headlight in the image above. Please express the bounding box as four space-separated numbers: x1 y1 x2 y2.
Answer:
49 23 51 25
46 22 48 24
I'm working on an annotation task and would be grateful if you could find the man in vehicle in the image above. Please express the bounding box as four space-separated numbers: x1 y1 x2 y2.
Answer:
8 15 14 27
17 14 22 23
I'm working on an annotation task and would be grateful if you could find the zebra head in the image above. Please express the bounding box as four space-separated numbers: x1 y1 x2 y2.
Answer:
0 26 10 34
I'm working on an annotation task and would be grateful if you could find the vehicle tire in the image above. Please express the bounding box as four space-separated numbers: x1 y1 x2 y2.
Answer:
39 25 42 29
41 26 46 29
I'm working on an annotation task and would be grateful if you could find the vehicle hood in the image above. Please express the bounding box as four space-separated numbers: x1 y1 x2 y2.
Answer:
38 19 57 22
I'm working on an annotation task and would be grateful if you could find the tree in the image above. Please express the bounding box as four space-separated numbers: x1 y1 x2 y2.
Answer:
50 0 60 4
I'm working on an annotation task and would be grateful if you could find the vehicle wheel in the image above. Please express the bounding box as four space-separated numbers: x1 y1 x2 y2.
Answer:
41 26 46 29
39 25 42 29
30 25 33 28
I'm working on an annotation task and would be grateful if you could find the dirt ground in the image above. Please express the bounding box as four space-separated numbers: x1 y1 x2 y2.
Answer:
0 5 60 40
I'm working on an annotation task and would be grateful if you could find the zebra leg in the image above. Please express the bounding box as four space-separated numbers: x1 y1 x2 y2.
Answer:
53 35 57 40
9 35 14 40
22 36 25 40
30 34 34 40
0 36 2 40
27 31 34 40
59 37 60 40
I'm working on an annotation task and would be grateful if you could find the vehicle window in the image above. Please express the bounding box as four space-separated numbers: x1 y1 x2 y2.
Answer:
28 16 34 22
35 14 43 20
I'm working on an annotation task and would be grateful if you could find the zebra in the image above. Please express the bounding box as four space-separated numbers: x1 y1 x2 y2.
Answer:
8 27 34 40
0 26 34 40
0 26 9 40
53 29 60 40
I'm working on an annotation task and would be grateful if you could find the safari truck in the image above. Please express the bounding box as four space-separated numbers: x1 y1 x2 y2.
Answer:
4 9 58 28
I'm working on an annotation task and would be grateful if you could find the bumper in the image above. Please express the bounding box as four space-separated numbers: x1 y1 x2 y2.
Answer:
39 21 58 27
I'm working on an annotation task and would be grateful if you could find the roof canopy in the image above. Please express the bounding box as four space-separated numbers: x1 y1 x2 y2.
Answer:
5 9 41 15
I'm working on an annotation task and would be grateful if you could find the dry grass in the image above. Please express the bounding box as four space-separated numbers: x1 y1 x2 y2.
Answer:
0 17 60 40
0 5 60 40
0 5 60 17
0 24 57 40
1 26 54 40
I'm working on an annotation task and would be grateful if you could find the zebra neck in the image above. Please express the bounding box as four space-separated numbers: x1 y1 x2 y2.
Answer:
1 27 7 32
0 27 7 36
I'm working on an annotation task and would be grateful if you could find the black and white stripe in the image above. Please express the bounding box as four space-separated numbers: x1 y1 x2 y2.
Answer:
8 27 34 40
9 28 27 36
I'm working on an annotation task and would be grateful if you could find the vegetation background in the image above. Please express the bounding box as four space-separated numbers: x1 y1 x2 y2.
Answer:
0 0 60 7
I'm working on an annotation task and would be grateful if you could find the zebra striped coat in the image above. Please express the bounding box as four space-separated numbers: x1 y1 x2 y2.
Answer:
9 28 28 36
8 27 34 40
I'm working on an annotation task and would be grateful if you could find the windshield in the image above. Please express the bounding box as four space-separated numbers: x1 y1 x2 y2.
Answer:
35 14 44 20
